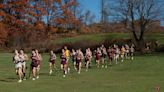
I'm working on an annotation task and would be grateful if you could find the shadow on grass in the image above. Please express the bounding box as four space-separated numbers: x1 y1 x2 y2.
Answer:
39 72 48 76
39 69 62 76
0 77 16 82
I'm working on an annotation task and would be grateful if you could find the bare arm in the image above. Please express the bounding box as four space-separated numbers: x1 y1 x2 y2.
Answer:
24 54 29 61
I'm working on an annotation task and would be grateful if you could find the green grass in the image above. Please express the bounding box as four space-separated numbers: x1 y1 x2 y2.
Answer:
0 53 164 92
54 33 164 45
54 33 130 44
145 33 164 45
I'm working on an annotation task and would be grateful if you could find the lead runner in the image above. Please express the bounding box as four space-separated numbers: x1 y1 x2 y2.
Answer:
13 50 23 83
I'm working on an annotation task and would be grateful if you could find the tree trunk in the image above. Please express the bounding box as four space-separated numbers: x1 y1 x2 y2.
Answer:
132 29 145 53
137 38 145 53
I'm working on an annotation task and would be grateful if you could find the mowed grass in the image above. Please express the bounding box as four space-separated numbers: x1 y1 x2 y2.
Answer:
54 33 130 44
0 53 164 92
54 33 164 45
145 33 164 45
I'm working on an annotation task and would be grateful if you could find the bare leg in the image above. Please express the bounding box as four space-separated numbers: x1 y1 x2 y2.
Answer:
22 65 26 80
63 64 67 77
32 67 36 80
74 62 77 71
102 58 105 68
96 60 100 68
78 62 82 74
49 63 52 75
121 55 124 62
36 65 40 79
86 61 89 71
18 68 23 83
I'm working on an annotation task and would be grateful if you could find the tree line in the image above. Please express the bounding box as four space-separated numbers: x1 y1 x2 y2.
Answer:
0 0 163 51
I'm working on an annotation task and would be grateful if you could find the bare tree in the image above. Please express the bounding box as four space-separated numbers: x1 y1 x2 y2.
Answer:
110 0 163 50
84 10 95 25
100 0 110 32
101 0 109 23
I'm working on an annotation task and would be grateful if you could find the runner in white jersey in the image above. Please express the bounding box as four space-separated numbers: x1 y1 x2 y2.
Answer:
88 48 92 69
115 46 120 64
19 49 28 80
85 48 91 71
130 45 135 60
35 49 42 79
71 49 77 70
125 44 130 59
100 45 108 68
13 50 23 83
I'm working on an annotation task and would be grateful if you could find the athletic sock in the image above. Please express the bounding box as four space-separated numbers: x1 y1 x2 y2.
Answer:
23 73 26 77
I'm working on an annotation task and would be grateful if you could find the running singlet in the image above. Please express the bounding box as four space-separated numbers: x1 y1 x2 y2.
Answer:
50 54 55 64
121 48 125 55
108 49 112 58
85 53 90 61
65 50 69 58
61 55 66 65
19 54 25 63
76 53 81 62
96 52 100 60
13 55 20 64
31 55 38 67
13 55 22 69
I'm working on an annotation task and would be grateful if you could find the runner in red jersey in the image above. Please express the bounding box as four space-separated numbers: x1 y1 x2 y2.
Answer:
95 48 102 68
107 46 113 66
49 50 56 75
31 50 38 80
61 49 67 77
76 49 83 74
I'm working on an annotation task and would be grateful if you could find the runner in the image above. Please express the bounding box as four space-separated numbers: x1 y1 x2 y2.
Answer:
31 49 38 80
49 50 56 75
125 44 130 59
121 46 126 62
95 48 101 68
107 46 113 66
115 46 120 64
35 49 42 79
13 50 23 83
88 48 92 69
64 46 70 73
85 48 90 71
130 45 135 60
60 49 67 77
100 45 107 68
71 49 76 70
76 49 83 74
111 46 116 64
19 49 28 80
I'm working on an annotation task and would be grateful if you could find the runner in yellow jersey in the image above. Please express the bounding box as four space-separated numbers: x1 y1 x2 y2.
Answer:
64 46 70 73
121 46 125 62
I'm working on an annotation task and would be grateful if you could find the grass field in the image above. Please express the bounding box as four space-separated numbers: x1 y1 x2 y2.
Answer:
54 33 130 44
54 33 164 45
0 53 164 92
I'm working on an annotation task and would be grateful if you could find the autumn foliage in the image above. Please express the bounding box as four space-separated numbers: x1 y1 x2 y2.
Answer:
0 0 84 48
